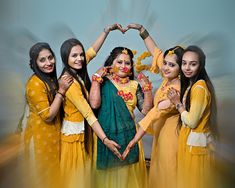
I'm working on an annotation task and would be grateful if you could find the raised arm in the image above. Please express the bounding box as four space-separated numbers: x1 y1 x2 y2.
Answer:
127 23 158 56
127 23 163 73
91 23 123 53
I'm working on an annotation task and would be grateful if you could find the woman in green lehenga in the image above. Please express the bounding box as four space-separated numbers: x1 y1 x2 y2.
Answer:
89 47 153 188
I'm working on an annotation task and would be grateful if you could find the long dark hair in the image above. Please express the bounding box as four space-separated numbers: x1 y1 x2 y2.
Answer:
60 38 93 155
29 42 58 103
179 45 218 137
104 47 135 80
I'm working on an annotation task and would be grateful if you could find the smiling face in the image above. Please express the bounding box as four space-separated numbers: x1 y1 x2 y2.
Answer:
162 54 180 80
68 45 85 70
181 51 200 78
36 49 55 73
112 53 132 78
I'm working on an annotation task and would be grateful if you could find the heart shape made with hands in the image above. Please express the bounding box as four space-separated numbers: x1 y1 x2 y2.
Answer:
114 24 128 34
115 23 143 34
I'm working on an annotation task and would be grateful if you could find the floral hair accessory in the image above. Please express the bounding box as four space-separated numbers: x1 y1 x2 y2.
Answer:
168 50 174 56
167 46 185 56
122 48 128 55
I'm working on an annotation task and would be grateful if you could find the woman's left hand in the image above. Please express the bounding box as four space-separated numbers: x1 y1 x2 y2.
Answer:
104 23 126 34
167 87 180 105
126 23 143 31
122 139 136 160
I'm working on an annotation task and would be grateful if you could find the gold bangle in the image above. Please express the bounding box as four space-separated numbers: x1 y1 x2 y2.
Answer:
140 29 149 40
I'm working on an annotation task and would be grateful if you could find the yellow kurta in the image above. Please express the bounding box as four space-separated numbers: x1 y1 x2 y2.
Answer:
139 47 180 188
60 79 97 188
24 75 61 187
93 80 148 188
60 47 97 188
178 80 215 188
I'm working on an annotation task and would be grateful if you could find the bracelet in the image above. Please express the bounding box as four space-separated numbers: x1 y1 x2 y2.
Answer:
142 83 152 92
57 91 65 98
56 92 64 101
176 103 183 110
102 136 108 143
92 74 103 84
139 29 149 40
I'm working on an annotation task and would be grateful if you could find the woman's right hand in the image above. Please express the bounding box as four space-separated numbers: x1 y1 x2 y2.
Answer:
103 138 123 160
58 75 73 94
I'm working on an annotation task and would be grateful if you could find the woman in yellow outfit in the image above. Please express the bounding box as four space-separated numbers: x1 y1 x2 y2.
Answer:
25 42 73 188
59 36 124 188
168 45 218 188
89 47 153 188
122 23 184 188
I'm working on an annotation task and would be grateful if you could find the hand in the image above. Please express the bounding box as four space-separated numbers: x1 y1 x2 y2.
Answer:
126 23 144 32
104 138 123 160
104 23 126 34
136 72 150 87
58 74 73 94
96 66 112 77
167 87 180 105
122 139 136 160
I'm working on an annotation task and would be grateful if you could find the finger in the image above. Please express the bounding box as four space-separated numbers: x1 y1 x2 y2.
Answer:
61 75 67 78
122 149 129 159
64 76 72 81
127 23 135 28
117 23 122 29
167 93 172 99
112 141 121 149
114 150 122 160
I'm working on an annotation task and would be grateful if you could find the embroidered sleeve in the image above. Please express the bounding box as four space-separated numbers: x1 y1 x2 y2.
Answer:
181 85 209 129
